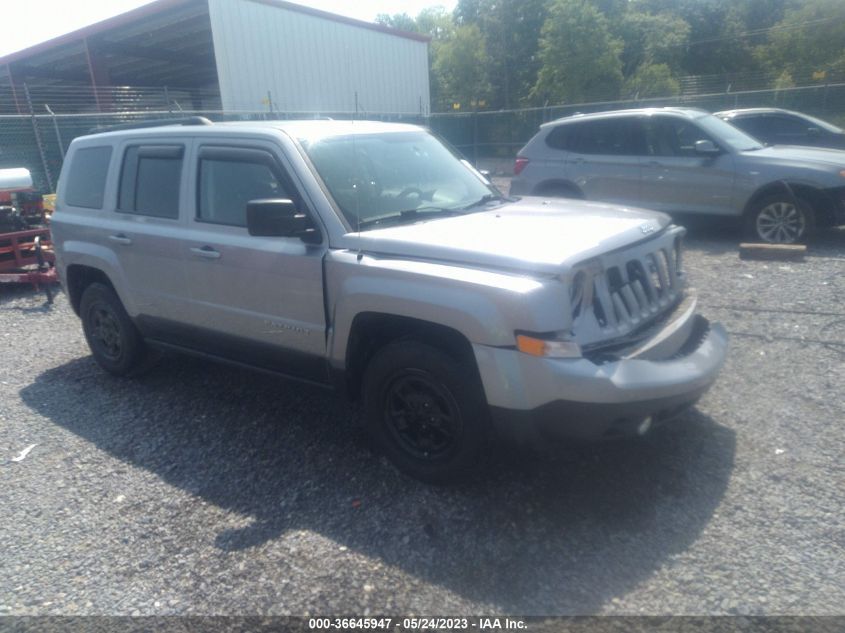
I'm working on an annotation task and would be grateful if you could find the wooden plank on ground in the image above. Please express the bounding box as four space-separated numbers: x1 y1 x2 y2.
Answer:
739 242 806 261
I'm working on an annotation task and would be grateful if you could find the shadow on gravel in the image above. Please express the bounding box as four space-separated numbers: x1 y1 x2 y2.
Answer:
22 354 735 614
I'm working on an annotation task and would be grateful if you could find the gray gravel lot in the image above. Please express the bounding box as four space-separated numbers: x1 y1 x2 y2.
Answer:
1 225 843 617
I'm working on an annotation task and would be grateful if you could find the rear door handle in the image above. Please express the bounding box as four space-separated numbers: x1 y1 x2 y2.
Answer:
190 246 221 259
109 234 132 245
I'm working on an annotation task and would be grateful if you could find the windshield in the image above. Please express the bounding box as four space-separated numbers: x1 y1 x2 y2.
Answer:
300 131 497 230
799 112 843 134
696 114 764 151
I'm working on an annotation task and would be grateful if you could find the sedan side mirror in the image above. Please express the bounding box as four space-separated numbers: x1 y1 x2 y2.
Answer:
694 139 721 155
807 126 821 138
246 199 321 244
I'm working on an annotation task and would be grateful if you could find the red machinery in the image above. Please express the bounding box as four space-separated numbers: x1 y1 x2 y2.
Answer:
0 168 57 302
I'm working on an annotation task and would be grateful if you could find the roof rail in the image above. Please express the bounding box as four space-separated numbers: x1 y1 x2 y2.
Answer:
88 116 214 135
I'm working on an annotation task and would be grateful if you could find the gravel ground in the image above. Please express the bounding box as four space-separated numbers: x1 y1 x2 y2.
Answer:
1 225 843 617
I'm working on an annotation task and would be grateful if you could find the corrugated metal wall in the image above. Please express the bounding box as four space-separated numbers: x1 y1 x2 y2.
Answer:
208 0 430 114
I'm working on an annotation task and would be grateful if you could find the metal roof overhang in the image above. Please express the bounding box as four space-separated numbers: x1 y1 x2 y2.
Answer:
0 0 219 108
0 0 429 114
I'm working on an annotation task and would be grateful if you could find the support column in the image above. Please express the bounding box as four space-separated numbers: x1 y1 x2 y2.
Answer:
84 38 111 112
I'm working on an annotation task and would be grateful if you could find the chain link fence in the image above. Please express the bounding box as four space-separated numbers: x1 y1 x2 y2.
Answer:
428 82 845 166
2 82 845 192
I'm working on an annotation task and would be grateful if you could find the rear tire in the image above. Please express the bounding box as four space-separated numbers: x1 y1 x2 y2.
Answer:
80 283 146 376
362 340 490 484
747 194 815 244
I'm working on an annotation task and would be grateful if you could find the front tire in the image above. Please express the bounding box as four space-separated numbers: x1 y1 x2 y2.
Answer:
80 283 146 376
362 340 490 484
748 195 815 244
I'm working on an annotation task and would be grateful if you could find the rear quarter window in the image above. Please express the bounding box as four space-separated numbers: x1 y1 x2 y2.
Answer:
545 125 575 151
63 146 113 209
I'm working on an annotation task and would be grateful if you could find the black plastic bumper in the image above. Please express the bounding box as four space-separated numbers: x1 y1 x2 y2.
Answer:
489 385 710 446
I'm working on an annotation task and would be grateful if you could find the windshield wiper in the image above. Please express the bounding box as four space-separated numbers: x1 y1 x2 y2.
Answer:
461 193 508 211
357 206 465 230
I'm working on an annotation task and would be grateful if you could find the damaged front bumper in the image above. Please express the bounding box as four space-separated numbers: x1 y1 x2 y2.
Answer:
472 293 728 442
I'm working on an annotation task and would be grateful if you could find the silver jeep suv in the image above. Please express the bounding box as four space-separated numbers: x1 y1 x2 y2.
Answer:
510 107 845 244
52 118 727 482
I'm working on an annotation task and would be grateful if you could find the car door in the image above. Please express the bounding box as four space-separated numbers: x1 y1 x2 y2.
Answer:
564 116 645 205
764 114 819 146
181 141 328 382
107 139 192 326
640 115 736 215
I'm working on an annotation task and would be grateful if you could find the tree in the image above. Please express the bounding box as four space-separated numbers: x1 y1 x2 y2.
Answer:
454 0 549 109
614 11 690 77
631 0 763 75
415 6 455 41
432 25 491 111
532 0 623 104
759 0 845 81
374 13 418 33
623 63 681 98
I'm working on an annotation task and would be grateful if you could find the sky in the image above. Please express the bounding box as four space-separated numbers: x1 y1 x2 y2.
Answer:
0 0 457 58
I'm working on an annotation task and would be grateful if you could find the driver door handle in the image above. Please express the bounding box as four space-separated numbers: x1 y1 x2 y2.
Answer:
190 246 221 259
109 234 132 245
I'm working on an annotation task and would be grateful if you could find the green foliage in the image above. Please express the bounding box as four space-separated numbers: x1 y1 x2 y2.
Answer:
432 25 492 111
615 11 691 76
415 7 456 41
407 0 845 111
454 0 550 109
374 13 419 33
623 63 681 98
759 0 845 79
532 0 623 104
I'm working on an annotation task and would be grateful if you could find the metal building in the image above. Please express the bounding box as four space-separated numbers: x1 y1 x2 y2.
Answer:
0 0 431 116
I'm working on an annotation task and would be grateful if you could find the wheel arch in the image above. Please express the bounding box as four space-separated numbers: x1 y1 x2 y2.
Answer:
342 312 479 402
532 179 585 198
742 181 835 226
66 265 118 316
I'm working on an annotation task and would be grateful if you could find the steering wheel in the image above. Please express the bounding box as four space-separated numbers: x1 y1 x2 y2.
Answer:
397 187 424 200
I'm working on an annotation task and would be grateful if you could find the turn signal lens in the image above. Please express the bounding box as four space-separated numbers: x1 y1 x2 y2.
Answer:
516 334 581 358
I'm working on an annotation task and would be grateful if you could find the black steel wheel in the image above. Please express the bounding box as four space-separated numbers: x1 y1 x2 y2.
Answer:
362 340 490 483
80 283 146 376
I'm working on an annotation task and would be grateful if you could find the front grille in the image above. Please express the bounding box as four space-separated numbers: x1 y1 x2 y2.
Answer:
594 245 680 329
571 226 686 347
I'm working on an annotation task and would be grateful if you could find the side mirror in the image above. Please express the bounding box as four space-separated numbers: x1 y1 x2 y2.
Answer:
694 139 721 155
807 126 821 138
246 199 321 244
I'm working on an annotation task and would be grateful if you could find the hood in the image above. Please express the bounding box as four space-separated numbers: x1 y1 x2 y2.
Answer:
744 145 845 168
347 197 671 274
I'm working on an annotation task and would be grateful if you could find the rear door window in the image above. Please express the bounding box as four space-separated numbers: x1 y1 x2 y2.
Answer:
64 146 113 209
118 145 184 219
569 118 646 156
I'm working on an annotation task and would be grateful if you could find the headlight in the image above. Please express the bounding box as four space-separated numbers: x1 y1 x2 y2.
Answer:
516 333 581 358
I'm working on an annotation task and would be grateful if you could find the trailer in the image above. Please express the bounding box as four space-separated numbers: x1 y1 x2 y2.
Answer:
0 169 57 302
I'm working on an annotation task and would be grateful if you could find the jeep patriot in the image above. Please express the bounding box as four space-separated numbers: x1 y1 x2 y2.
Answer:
51 118 728 482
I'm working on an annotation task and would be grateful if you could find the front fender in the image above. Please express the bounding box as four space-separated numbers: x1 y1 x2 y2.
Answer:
324 250 569 368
